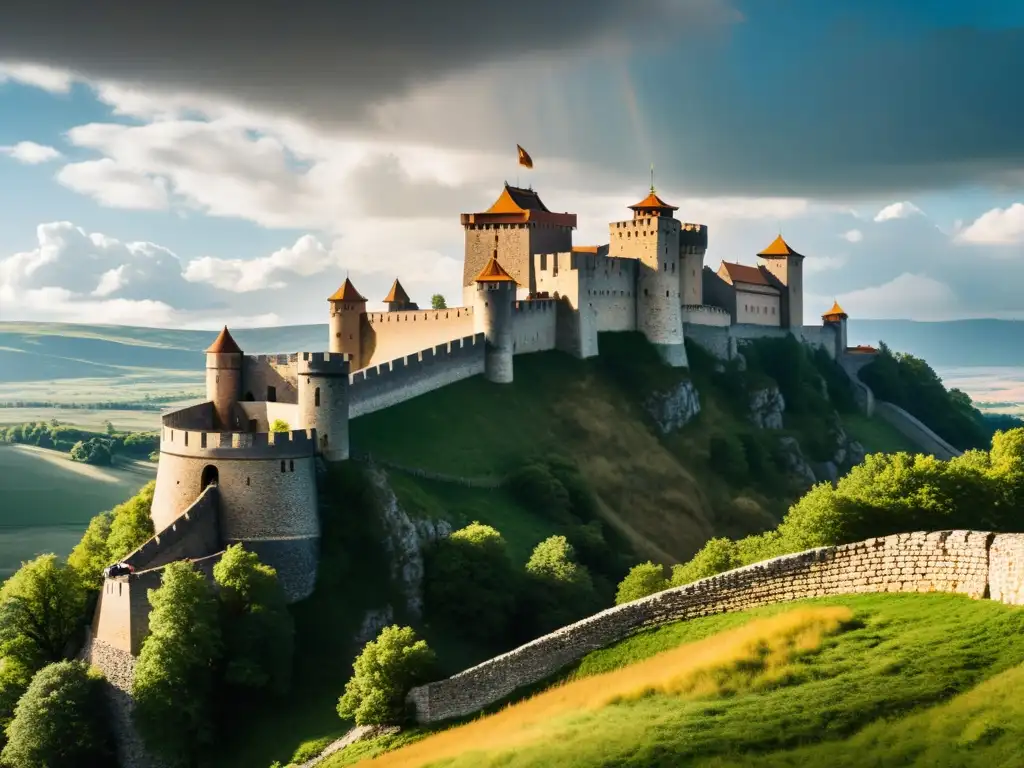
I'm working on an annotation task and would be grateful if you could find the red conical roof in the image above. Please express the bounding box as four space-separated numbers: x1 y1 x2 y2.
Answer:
206 326 242 354
328 277 366 302
474 254 517 283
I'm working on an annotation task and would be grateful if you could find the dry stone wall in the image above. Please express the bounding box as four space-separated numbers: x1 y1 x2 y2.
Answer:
989 534 1024 606
408 530 1009 724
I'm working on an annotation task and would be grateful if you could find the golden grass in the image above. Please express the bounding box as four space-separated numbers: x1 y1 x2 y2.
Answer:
357 606 853 768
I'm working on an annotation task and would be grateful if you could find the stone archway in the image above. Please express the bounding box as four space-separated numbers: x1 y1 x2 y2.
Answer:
201 464 219 489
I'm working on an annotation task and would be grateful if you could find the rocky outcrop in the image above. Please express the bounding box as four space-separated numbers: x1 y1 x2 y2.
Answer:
776 436 817 489
645 379 701 433
354 605 395 646
368 466 452 617
749 386 785 430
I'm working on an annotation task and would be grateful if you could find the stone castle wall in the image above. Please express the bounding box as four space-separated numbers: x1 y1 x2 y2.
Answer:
361 307 475 370
874 402 962 460
681 304 731 327
238 401 300 432
408 531 1024 724
91 569 163 656
349 334 485 418
510 299 558 355
123 484 220 574
242 354 300 404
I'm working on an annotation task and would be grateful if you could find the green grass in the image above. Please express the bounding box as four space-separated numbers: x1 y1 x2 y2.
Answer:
841 412 922 455
326 593 1024 767
0 444 156 579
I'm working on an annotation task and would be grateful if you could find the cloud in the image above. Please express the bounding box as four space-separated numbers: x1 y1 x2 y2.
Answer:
874 202 924 222
0 62 73 93
184 235 337 293
832 273 960 321
1 4 1023 198
956 203 1024 245
57 158 170 210
0 141 62 164
841 229 863 243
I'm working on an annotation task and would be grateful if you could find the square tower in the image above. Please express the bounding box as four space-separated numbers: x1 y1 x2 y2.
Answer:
609 190 687 366
757 235 805 329
461 184 576 302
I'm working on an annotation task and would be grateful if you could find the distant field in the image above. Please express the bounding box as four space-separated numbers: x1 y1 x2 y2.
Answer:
0 407 165 431
0 444 155 579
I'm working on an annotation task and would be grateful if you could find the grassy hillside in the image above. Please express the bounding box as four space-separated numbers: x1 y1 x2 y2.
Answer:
326 593 1024 767
0 444 156 579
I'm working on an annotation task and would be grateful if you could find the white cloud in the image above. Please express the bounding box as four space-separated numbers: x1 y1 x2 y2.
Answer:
804 255 847 273
0 62 74 93
956 203 1024 245
841 229 863 243
57 159 170 210
0 141 62 164
834 273 959 320
184 235 337 293
874 201 924 222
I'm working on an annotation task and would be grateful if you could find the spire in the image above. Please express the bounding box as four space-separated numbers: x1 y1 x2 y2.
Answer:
206 326 242 354
757 234 804 259
822 300 848 320
328 277 366 303
474 251 518 283
383 278 412 304
650 163 655 193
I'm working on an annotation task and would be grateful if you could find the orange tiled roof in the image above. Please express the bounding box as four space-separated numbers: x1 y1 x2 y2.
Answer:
328 278 366 303
474 254 518 283
206 326 242 354
822 300 848 318
461 184 577 228
720 261 776 288
758 234 804 258
629 190 678 211
847 344 878 354
485 184 552 214
383 278 411 304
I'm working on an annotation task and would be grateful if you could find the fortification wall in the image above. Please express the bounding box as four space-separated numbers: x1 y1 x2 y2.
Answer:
838 353 877 417
161 401 214 430
799 325 839 358
237 401 301 432
242 354 299 404
91 568 164 656
582 254 637 333
349 334 486 418
124 485 220 573
408 530 1000 723
874 402 962 460
511 300 558 355
989 534 1024 606
681 304 730 327
361 308 475 370
683 323 734 359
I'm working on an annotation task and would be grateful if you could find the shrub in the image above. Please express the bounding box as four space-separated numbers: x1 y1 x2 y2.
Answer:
505 463 572 523
1 660 114 768
424 523 516 644
337 625 435 726
670 538 740 587
106 481 157 562
270 419 290 433
0 658 32 748
133 561 222 765
615 562 670 605
523 535 599 634
67 512 115 591
213 544 295 695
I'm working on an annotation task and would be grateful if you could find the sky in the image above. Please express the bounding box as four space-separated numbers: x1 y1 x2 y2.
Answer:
0 0 1022 329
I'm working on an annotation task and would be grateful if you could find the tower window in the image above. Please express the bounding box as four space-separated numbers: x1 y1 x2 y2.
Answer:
280 461 286 473
290 460 295 472
267 386 277 402
666 290 670 297
315 387 321 407
246 477 251 486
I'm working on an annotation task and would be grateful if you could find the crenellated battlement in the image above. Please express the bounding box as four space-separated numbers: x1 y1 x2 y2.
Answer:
365 307 474 325
350 334 484 385
513 298 556 313
248 353 299 365
297 351 350 376
159 426 316 459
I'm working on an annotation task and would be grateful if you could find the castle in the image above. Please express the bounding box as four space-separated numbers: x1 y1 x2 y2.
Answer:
83 180 868 765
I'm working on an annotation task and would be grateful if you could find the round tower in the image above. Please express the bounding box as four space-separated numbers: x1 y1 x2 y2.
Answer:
297 352 350 462
821 300 849 358
328 277 366 365
473 251 516 384
609 188 688 367
205 326 243 430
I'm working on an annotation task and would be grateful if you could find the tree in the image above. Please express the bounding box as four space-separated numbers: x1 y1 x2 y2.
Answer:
213 544 294 695
615 562 670 605
1 660 114 768
0 555 88 670
106 481 157 561
0 657 32 747
424 523 517 644
269 419 290 433
523 535 598 634
104 420 116 435
68 512 115 591
133 561 222 767
670 538 740 587
430 294 447 309
337 625 434 726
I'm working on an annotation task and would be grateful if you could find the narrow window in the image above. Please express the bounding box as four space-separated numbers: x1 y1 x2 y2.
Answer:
267 386 277 402
314 387 321 407
666 290 669 297
290 460 295 472
246 477 251 486
281 460 286 473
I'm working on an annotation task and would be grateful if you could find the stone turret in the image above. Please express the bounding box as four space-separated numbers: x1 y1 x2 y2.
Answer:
473 251 516 384
297 352 350 462
383 278 417 311
205 326 242 429
757 235 805 329
822 300 849 358
328 277 366 365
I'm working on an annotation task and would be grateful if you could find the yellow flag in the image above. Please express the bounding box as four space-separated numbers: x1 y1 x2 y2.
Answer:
517 144 534 169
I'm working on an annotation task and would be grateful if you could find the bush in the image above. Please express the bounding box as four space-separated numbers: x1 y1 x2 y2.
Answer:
69 438 112 466
337 625 435 726
213 544 295 695
0 658 32 747
290 735 335 763
424 523 516 644
505 463 573 524
615 562 670 605
133 561 222 766
69 482 156 590
270 419 290 433
523 535 599 634
670 538 740 587
1 660 114 768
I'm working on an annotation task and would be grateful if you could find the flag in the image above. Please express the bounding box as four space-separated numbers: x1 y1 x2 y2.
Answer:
517 144 534 169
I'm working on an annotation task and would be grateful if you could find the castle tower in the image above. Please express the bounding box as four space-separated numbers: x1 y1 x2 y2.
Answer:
205 326 242 429
383 278 417 311
328 277 366 365
609 189 688 367
679 222 709 306
460 184 576 303
473 251 517 384
297 352 350 462
821 300 849 358
757 235 805 329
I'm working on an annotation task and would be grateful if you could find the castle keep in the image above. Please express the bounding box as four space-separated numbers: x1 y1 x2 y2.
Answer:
83 178 869 767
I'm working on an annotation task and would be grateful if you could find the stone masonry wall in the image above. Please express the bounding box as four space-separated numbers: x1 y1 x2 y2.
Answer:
362 308 475 370
989 534 1024 606
123 484 220 573
874 401 962 460
511 300 558 355
349 334 486 418
408 530 999 724
242 354 299 404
